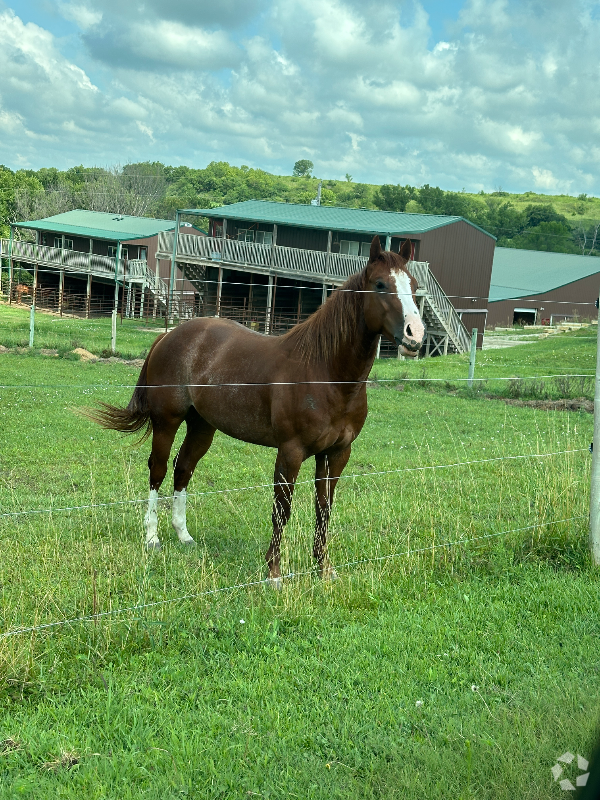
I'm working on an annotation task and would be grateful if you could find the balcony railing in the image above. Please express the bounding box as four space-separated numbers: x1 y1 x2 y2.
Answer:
1 238 126 280
157 232 367 282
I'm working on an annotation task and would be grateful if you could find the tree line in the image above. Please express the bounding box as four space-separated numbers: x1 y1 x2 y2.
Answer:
0 161 598 256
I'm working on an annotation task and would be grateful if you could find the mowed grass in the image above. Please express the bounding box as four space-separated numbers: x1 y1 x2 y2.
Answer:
0 308 599 798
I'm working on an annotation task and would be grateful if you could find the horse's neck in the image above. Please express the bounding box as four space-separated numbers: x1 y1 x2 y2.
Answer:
329 315 379 384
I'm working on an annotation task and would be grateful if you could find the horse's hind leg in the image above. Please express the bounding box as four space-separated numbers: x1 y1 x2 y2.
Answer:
266 445 304 588
171 407 216 544
145 417 182 550
314 446 351 580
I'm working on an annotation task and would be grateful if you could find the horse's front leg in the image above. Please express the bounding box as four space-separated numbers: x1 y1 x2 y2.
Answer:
266 445 304 589
314 446 351 580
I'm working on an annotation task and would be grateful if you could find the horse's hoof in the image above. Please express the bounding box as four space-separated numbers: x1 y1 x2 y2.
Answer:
267 576 283 590
179 538 196 547
145 540 162 552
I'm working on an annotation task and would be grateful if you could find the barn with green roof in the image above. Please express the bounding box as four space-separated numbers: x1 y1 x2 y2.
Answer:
154 200 496 354
2 209 203 317
488 247 600 327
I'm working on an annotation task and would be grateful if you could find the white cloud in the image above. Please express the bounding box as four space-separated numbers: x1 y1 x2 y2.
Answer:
58 2 102 30
0 1 599 194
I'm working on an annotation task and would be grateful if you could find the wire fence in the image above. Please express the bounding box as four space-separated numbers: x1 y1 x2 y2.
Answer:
0 448 587 521
0 514 587 642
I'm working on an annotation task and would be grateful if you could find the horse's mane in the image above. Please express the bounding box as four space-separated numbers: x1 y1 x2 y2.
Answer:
281 269 368 364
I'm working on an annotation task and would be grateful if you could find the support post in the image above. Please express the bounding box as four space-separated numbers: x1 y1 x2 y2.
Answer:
376 336 381 360
325 230 332 278
321 284 328 306
168 212 180 321
29 303 35 348
467 327 478 388
86 273 92 319
8 226 14 304
385 235 391 251
215 267 223 318
153 257 160 319
180 263 186 319
270 223 277 267
139 277 145 319
265 274 274 335
58 269 64 316
589 297 600 565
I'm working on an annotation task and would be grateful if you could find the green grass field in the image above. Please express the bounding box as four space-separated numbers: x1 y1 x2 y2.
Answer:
0 306 599 798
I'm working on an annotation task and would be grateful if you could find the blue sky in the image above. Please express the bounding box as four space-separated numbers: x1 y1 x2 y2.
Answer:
1 0 599 195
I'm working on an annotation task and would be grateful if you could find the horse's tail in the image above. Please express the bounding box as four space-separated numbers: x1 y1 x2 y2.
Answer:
80 333 167 442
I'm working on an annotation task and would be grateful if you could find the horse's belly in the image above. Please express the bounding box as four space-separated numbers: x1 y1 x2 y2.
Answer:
192 389 278 448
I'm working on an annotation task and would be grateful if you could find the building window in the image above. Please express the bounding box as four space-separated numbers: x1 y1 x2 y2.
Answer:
360 242 370 257
64 238 74 250
139 247 148 261
340 240 360 256
54 236 62 248
237 229 255 243
41 234 48 246
107 245 127 258
255 231 273 246
215 224 223 238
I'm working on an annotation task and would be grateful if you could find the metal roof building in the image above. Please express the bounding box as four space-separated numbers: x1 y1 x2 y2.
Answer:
1 210 199 318
488 247 600 326
152 199 496 353
14 209 177 242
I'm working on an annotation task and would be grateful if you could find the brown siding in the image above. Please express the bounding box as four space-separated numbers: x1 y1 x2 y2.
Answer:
487 273 600 328
416 221 495 314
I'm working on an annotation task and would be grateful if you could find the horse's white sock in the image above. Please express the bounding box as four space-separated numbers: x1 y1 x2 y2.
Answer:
172 489 194 543
144 489 160 546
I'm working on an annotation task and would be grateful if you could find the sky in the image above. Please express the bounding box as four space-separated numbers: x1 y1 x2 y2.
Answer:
1 0 599 194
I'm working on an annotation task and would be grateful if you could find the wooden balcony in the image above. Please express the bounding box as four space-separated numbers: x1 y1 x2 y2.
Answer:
157 232 472 354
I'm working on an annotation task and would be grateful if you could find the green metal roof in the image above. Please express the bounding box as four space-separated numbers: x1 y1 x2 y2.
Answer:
14 209 176 242
489 247 600 302
180 200 495 239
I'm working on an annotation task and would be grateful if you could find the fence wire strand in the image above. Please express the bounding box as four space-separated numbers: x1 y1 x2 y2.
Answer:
0 448 587 521
0 514 586 641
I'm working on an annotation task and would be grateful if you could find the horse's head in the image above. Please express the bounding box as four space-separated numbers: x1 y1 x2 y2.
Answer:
363 236 426 358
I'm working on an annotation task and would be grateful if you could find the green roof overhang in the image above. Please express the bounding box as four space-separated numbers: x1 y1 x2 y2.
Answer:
177 199 496 240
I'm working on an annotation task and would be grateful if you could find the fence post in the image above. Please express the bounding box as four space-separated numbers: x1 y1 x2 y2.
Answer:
111 309 117 354
467 327 478 388
29 303 35 348
589 310 600 565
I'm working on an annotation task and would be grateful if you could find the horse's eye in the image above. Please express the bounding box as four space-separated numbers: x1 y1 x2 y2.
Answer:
375 281 386 292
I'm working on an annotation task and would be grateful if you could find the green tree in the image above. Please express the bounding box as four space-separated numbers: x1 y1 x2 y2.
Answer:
292 160 314 177
373 184 415 212
500 221 580 253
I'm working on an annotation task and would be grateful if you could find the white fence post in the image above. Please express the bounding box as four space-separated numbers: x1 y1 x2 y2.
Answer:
589 307 600 565
111 309 117 354
467 328 478 388
29 303 35 348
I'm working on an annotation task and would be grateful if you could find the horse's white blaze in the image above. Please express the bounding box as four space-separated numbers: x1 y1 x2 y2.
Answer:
391 266 424 341
144 489 160 545
172 489 194 543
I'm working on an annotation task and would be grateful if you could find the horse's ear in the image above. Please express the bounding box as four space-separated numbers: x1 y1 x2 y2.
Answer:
369 235 382 262
399 239 412 261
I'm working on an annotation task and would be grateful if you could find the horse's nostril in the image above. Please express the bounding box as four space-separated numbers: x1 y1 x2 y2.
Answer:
406 324 413 337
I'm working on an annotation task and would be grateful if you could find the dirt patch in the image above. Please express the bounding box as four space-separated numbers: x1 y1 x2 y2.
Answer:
488 396 593 413
97 356 145 367
72 348 97 362
40 348 59 357
0 345 9 354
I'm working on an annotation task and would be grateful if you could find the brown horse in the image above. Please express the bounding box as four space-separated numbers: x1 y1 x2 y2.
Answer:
87 236 426 586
